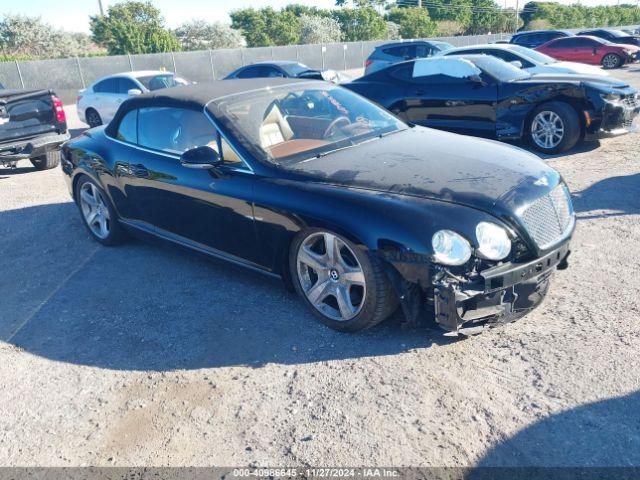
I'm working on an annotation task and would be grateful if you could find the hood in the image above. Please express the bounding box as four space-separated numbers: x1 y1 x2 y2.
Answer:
519 72 629 88
288 127 556 214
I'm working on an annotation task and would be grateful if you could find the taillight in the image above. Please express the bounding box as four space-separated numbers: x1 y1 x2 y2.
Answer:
52 95 66 123
365 59 373 67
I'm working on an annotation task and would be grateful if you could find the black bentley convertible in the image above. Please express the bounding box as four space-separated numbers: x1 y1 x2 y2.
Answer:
344 55 639 153
61 79 574 335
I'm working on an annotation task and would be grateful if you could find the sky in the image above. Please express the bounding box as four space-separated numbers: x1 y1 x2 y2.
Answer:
0 0 633 33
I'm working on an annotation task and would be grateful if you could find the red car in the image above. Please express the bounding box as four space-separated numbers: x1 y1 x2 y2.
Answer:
536 35 640 69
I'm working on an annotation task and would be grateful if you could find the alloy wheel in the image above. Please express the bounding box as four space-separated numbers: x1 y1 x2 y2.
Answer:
296 232 366 321
79 182 110 239
86 110 102 128
531 110 565 150
602 54 620 69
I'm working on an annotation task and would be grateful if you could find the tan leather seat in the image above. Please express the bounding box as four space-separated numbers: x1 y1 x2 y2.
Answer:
259 103 294 148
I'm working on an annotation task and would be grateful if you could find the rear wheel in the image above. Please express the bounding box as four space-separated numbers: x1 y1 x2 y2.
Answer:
76 176 126 245
30 150 60 170
85 108 102 128
601 53 622 69
290 229 397 332
528 102 581 154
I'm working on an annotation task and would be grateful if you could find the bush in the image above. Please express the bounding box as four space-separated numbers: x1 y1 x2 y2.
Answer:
386 7 437 39
331 8 388 42
299 14 342 44
436 20 464 36
174 20 245 50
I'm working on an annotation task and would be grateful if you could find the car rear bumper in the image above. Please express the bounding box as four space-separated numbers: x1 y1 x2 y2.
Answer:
433 241 571 335
0 132 70 165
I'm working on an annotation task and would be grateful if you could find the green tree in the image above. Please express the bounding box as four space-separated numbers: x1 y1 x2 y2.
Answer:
230 8 300 47
466 0 502 34
90 1 180 55
173 20 245 50
386 7 437 39
331 7 388 41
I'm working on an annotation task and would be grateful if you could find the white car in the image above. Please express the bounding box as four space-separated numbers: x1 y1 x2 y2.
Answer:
77 70 190 127
442 44 608 77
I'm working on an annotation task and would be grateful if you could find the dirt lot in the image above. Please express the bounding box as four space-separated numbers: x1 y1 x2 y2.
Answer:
1 67 639 468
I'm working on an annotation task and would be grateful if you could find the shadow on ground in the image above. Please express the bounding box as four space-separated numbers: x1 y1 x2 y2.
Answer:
472 391 640 471
0 203 452 371
572 172 640 219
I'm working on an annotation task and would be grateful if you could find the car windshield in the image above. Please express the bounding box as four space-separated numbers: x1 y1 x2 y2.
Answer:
136 73 186 91
432 41 454 51
510 45 557 64
470 56 531 81
280 62 314 77
209 83 407 165
607 29 630 37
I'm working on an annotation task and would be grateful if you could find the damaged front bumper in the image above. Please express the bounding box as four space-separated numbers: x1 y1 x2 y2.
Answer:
585 97 640 140
433 241 571 335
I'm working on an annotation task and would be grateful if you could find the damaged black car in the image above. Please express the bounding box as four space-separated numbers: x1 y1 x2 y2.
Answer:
61 79 574 335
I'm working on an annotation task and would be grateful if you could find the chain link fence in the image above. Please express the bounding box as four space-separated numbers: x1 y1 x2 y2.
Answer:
2 26 636 104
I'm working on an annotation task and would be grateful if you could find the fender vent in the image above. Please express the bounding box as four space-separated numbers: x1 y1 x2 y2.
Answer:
519 184 574 250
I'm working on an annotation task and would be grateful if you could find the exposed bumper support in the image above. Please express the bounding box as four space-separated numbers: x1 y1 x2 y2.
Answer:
433 242 571 335
0 132 69 166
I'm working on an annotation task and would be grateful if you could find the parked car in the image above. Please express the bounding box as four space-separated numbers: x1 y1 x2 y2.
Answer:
77 70 190 128
1 85 69 170
61 79 574 335
536 36 640 69
225 61 351 83
344 55 640 153
442 44 607 76
509 30 573 49
364 40 454 74
578 29 640 47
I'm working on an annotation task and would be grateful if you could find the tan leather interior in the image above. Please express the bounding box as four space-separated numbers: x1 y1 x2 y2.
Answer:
266 139 329 158
259 103 294 148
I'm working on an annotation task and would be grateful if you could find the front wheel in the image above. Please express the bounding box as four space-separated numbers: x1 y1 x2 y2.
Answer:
85 108 102 128
528 102 581 154
602 53 622 69
289 229 397 332
76 176 126 245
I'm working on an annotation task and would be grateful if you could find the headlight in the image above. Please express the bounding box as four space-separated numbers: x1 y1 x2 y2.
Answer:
475 222 511 261
432 230 472 266
600 92 621 102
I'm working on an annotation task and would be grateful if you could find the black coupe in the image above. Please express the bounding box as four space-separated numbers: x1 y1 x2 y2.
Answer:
344 55 640 153
62 79 574 335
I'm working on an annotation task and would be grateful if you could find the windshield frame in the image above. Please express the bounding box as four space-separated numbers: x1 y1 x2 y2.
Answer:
205 82 408 167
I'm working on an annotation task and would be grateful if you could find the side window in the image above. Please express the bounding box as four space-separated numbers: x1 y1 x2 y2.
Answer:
237 67 263 79
389 64 413 81
385 46 416 60
118 78 138 94
138 107 186 154
116 110 137 143
513 34 531 45
575 38 597 47
264 67 285 78
93 78 118 93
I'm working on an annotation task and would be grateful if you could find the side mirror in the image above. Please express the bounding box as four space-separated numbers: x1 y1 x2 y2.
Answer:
509 60 523 69
180 146 222 169
127 88 142 95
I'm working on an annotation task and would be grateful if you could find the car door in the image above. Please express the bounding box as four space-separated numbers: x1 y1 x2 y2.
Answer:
92 77 123 122
391 60 498 137
111 106 261 265
541 38 574 61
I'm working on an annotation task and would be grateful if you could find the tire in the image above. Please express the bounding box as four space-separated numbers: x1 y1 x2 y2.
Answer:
85 108 102 128
75 175 127 246
527 101 581 154
30 150 61 170
601 53 622 69
289 228 397 332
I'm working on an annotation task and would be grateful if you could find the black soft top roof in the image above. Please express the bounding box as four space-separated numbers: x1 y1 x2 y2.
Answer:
105 78 304 137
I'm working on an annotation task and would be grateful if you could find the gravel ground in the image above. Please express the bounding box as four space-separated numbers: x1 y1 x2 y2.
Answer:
0 67 639 468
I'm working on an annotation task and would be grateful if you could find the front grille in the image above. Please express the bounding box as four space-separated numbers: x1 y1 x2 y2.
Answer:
621 94 639 109
519 184 574 250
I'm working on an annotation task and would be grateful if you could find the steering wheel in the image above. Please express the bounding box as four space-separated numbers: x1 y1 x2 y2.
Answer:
323 116 351 139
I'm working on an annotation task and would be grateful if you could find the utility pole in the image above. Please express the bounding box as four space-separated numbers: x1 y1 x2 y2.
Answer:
98 0 105 15
514 0 519 33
